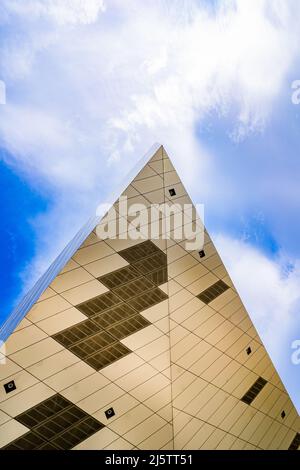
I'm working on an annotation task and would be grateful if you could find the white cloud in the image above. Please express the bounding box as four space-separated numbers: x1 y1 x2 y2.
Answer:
2 0 105 25
1 0 300 191
213 232 300 405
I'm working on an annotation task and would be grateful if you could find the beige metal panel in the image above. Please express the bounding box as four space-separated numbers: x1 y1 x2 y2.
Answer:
100 353 144 382
175 340 212 371
271 425 290 450
0 358 22 381
202 253 223 271
189 347 223 377
84 253 128 277
173 377 207 411
211 359 241 389
148 159 164 174
283 404 299 430
225 333 253 358
77 382 125 415
164 170 180 187
171 297 204 324
209 289 236 312
260 419 282 449
73 241 114 266
37 287 56 302
141 299 169 323
167 244 187 263
157 402 173 422
130 373 170 403
121 325 163 351
5 325 47 355
135 164 158 181
239 410 266 442
196 313 225 338
185 383 220 419
94 393 139 425
259 387 282 415
248 414 273 447
169 324 190 345
171 332 202 364
230 370 259 399
168 254 198 279
26 295 71 322
278 427 298 449
218 401 249 433
44 361 94 392
0 409 11 426
164 183 187 202
104 437 135 450
269 392 290 421
61 372 110 403
160 279 182 296
144 385 172 415
219 296 241 319
0 419 29 448
60 279 108 305
187 272 219 296
154 317 169 334
81 231 100 248
124 414 167 447
186 422 216 450
182 305 215 333
139 188 165 204
28 349 79 380
108 403 153 436
116 363 158 393
209 395 240 428
175 416 205 450
139 423 173 450
14 317 32 331
121 184 140 199
205 320 235 346
175 264 209 288
10 337 63 368
132 174 163 194
60 259 80 274
238 343 264 368
171 365 195 398
216 432 237 450
230 438 247 450
74 428 121 450
0 382 54 417
250 381 274 411
0 370 39 403
50 267 94 293
200 427 226 450
132 336 170 363
36 307 86 335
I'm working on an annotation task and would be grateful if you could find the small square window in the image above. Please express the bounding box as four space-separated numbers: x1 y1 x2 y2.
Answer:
105 407 115 419
246 346 252 355
4 380 16 394
169 188 176 197
281 411 286 419
199 250 205 258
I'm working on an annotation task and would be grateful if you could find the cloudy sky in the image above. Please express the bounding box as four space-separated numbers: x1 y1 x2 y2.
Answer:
1 0 300 411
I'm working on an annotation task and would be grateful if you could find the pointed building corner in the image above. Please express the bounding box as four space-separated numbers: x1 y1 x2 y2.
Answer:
0 144 299 451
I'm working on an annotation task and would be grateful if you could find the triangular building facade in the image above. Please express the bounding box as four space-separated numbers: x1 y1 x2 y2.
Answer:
0 145 299 450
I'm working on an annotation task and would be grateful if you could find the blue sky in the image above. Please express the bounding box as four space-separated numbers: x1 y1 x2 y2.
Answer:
1 0 300 411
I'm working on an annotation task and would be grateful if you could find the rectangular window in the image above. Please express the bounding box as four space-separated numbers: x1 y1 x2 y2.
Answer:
197 280 229 304
288 433 300 450
241 377 267 405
